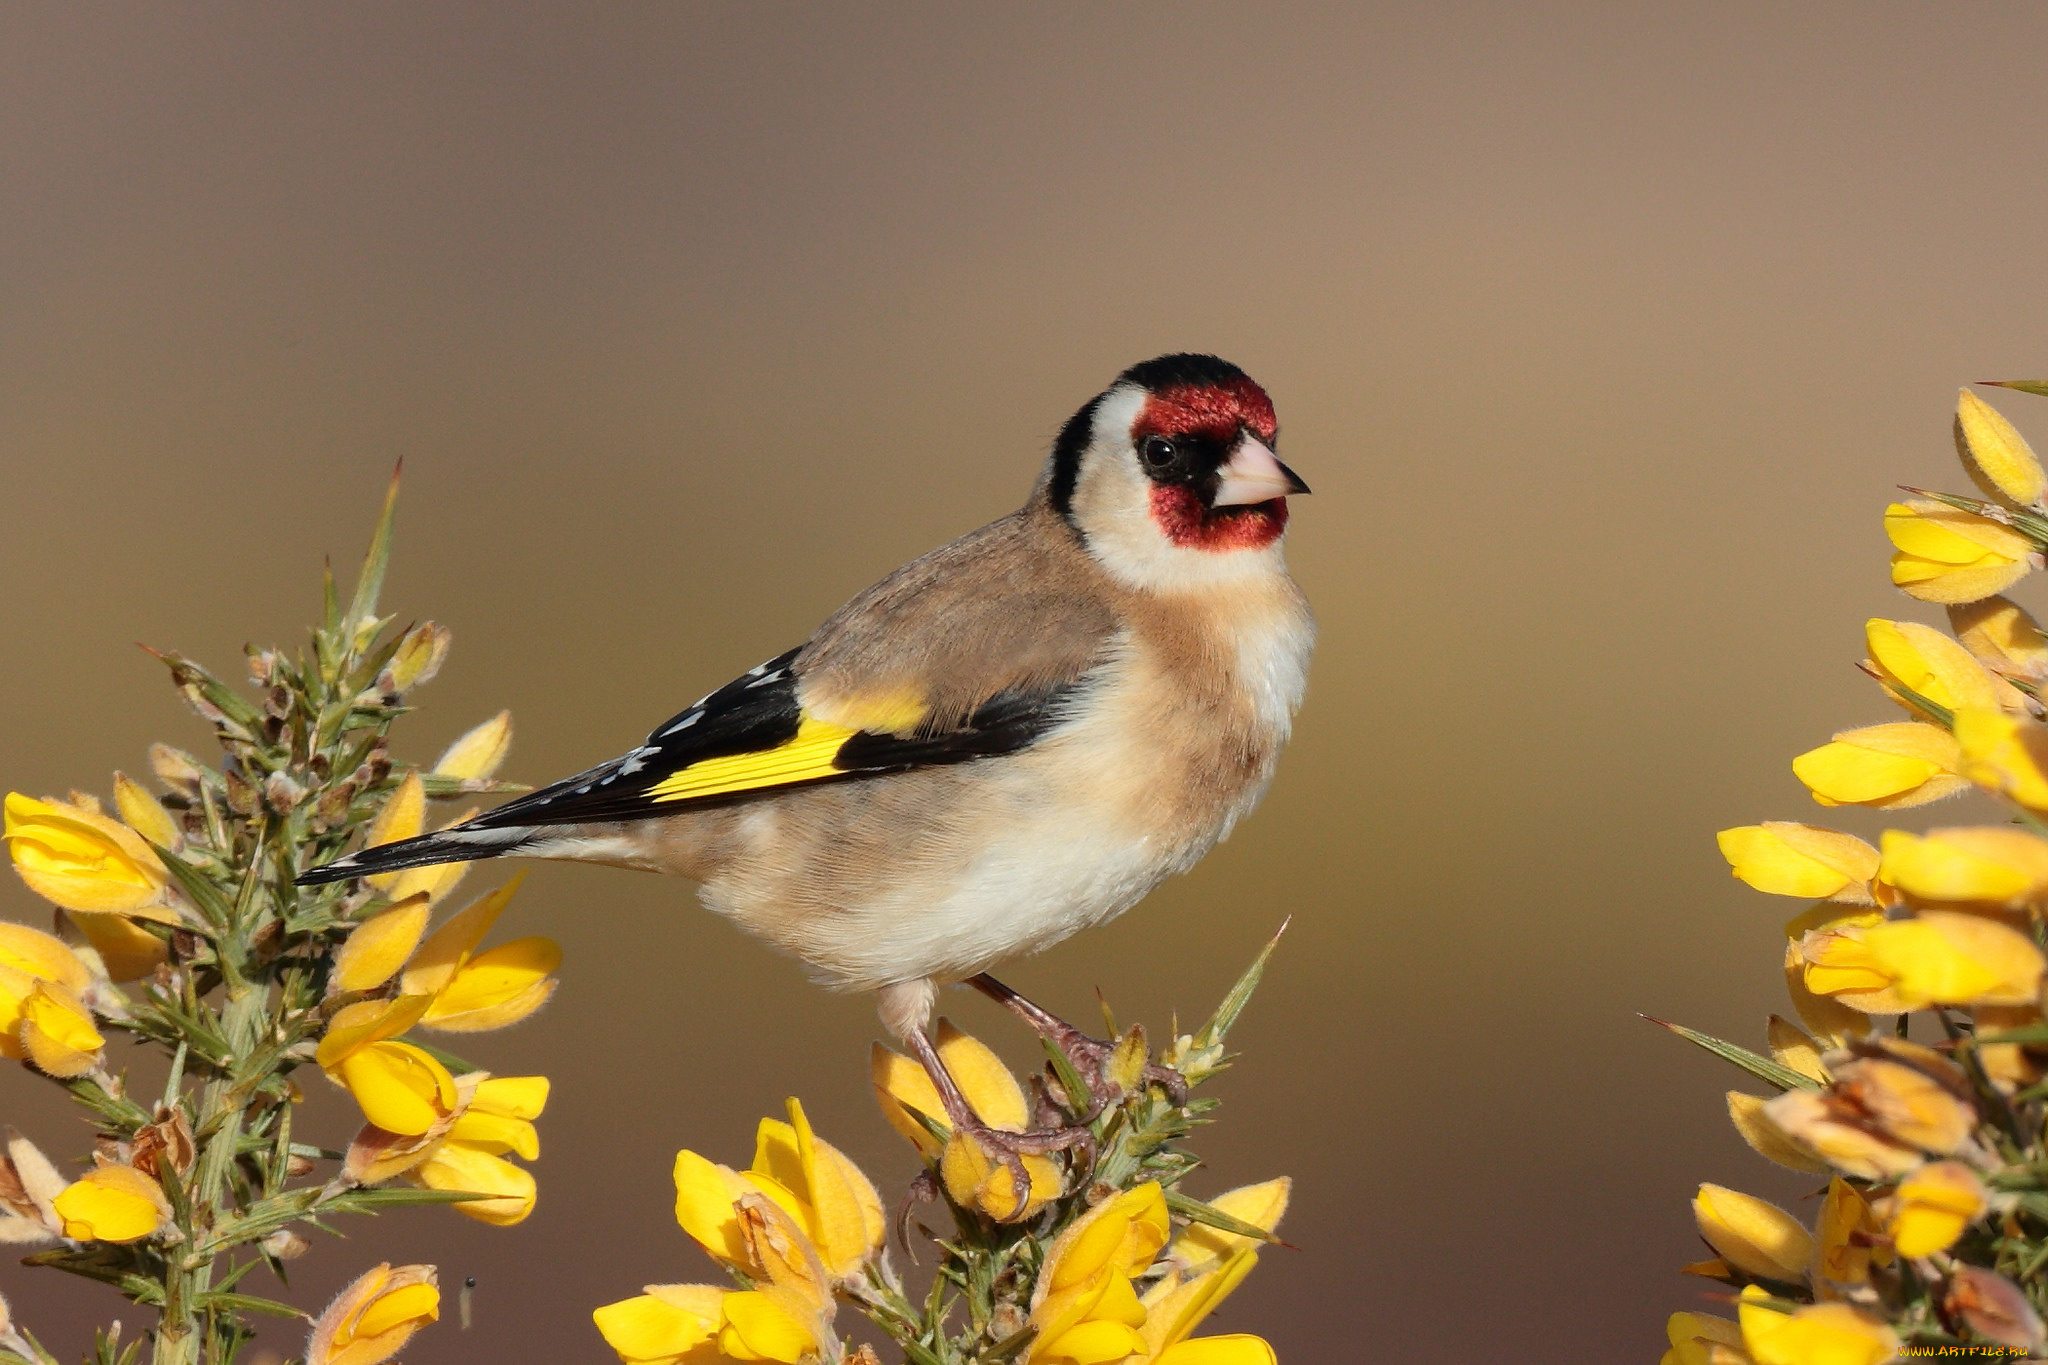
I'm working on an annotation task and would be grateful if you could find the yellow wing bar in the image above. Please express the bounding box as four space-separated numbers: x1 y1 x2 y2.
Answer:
645 716 861 804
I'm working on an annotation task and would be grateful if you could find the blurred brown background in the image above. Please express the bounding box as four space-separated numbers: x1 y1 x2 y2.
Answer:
5 3 2048 1360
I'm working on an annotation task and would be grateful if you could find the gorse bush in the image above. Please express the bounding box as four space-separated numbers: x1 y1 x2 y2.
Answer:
1666 384 2048 1364
0 480 1293 1365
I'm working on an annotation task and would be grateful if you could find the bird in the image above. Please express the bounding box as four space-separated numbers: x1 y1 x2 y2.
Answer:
300 352 1314 1168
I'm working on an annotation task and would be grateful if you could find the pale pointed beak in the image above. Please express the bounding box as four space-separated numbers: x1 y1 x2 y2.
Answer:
1211 437 1310 507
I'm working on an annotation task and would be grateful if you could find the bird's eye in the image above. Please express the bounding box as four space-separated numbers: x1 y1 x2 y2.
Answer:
1139 435 1179 470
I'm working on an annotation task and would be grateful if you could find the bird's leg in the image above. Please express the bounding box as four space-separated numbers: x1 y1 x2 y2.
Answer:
903 1022 1091 1218
966 973 1188 1111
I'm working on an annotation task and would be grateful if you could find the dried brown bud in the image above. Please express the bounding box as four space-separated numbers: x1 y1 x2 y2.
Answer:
222 768 259 817
286 1155 316 1179
1947 1264 2046 1350
261 1228 310 1261
247 649 277 685
130 1108 196 1180
264 772 306 813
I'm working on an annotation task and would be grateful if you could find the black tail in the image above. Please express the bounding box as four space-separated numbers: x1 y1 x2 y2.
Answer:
295 826 532 886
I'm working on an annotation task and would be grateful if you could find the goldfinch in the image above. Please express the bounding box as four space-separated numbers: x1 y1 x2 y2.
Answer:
301 353 1312 1159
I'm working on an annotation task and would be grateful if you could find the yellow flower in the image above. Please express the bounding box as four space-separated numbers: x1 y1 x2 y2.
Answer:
1737 1286 1897 1365
1767 1045 1980 1177
1137 1245 1275 1365
19 981 103 1077
593 1284 726 1365
316 994 457 1136
399 876 560 1032
1887 1159 1986 1258
1691 1185 1812 1283
1878 825 2048 906
1780 908 1873 1045
1957 387 2047 506
1661 1312 1747 1365
595 1281 831 1365
1026 1183 1171 1365
395 1074 550 1227
1792 722 1967 809
1954 705 2048 809
1813 1178 1886 1286
872 1021 1061 1221
1761 1091 1918 1182
672 1098 882 1288
306 1262 439 1365
1792 911 1910 1013
3 792 169 914
1715 824 1879 902
1725 1092 1826 1174
1886 500 2034 603
1865 617 2004 714
50 1164 168 1243
413 1136 537 1228
1860 909 2045 1007
434 711 514 782
0 922 96 1063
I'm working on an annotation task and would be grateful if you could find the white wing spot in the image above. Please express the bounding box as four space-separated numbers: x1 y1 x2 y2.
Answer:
744 669 784 690
659 711 703 738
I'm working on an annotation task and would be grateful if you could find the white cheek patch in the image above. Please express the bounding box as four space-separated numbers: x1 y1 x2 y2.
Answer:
1068 387 1289 593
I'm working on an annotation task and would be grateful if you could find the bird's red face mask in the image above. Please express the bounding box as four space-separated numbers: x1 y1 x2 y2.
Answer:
1131 380 1308 551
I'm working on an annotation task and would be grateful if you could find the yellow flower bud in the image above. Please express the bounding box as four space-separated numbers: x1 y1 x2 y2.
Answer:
110 773 179 852
433 711 513 782
1138 1246 1269 1365
50 1164 168 1243
1954 706 2048 809
1766 1016 1828 1083
3 792 169 914
1691 1184 1813 1283
384 622 452 693
1861 910 2046 1007
1879 825 2048 906
329 898 431 996
1716 824 1879 901
871 1022 1064 1221
1738 1286 1898 1365
1957 387 2047 506
65 911 168 982
1163 1177 1290 1274
1886 500 2034 603
1974 1003 2041 1094
1888 1159 1986 1258
1866 617 2005 714
1726 1092 1826 1174
1949 594 2048 680
306 1262 439 1365
1792 722 1967 809
1663 1312 1747 1365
